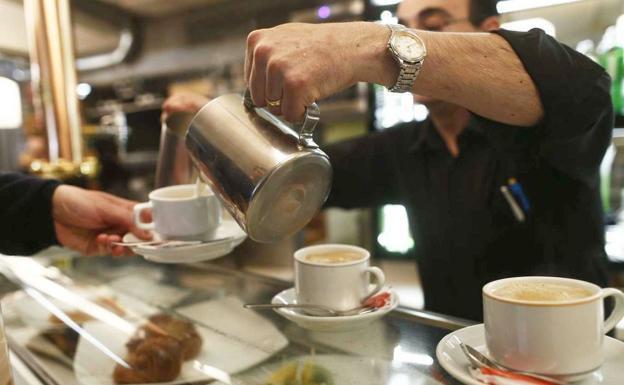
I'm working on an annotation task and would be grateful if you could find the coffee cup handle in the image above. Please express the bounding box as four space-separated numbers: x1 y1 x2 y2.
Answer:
365 267 386 297
601 288 624 332
133 202 155 230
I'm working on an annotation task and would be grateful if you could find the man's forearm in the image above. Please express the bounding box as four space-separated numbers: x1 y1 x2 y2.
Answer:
245 22 544 125
359 25 544 127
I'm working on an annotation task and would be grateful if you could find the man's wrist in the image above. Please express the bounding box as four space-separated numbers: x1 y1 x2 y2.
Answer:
352 22 398 88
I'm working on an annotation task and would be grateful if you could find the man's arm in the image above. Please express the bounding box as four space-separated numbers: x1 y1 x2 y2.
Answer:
368 30 544 126
0 173 60 255
245 22 543 126
0 173 149 256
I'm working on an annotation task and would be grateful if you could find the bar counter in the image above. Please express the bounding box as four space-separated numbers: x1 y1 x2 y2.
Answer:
0 253 473 385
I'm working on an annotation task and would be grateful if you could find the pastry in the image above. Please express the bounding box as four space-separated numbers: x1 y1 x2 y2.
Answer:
40 327 79 358
113 314 203 384
129 314 202 360
113 337 182 384
41 296 126 359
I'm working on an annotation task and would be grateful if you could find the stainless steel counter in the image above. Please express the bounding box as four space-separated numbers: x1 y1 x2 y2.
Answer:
0 254 472 385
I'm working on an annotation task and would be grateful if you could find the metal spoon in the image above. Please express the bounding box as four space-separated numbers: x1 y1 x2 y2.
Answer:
243 303 376 317
459 342 568 385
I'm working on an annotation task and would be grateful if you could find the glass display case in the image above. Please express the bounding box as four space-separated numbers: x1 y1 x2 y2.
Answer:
0 253 471 385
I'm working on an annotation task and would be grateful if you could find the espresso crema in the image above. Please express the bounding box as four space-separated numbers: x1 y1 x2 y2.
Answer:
492 282 593 302
303 251 364 264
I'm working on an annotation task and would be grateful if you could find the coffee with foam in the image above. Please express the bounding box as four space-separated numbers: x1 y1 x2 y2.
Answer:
492 282 593 302
303 251 364 264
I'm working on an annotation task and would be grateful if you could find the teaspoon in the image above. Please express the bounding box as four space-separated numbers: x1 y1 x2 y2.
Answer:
243 303 376 317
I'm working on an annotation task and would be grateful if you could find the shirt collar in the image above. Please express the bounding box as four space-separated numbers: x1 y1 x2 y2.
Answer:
409 115 486 153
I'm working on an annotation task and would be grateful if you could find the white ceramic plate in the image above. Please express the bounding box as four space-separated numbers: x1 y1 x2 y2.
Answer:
270 287 398 332
123 218 246 264
436 324 624 385
74 296 288 385
214 354 443 385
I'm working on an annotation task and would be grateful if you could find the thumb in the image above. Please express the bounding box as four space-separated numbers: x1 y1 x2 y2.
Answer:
102 205 153 241
101 204 150 239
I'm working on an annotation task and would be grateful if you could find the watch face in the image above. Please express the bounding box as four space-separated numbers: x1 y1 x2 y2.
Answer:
392 32 425 62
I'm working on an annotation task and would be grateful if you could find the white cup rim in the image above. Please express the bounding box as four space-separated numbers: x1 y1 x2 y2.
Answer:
149 184 214 202
294 244 370 267
483 276 602 307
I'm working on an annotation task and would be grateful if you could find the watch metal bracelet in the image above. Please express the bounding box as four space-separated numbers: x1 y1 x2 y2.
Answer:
389 61 421 93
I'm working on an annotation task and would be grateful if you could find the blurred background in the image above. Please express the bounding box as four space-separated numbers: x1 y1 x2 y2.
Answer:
3 0 624 303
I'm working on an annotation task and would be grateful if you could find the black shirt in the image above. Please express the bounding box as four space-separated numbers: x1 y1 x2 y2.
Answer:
325 29 614 321
0 173 60 255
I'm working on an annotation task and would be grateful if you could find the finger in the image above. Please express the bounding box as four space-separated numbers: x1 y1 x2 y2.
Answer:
249 44 270 106
245 30 262 85
282 79 307 122
107 234 122 243
85 238 106 257
111 245 128 257
103 204 135 231
95 233 116 254
132 228 152 240
96 192 137 211
96 234 130 257
265 58 284 115
96 233 108 244
140 208 152 223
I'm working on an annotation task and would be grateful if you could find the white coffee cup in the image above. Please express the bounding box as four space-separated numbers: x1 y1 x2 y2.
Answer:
294 244 386 312
483 276 624 378
133 184 221 241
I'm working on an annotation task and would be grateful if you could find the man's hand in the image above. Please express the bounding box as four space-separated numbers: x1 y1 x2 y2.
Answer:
245 22 543 127
52 186 150 256
161 92 210 120
245 22 391 122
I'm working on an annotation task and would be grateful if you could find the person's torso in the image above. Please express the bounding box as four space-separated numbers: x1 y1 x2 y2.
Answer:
393 118 608 321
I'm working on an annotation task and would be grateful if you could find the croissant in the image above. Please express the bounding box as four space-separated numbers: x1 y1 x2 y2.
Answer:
113 337 183 384
113 314 203 384
130 314 202 360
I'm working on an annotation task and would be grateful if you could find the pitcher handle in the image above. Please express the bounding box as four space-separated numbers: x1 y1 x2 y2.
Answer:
243 89 320 149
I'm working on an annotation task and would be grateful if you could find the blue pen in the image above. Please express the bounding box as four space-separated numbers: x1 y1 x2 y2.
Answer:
508 178 530 213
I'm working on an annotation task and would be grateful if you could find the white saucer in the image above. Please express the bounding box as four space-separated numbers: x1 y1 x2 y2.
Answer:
270 287 398 332
123 218 246 263
436 324 624 385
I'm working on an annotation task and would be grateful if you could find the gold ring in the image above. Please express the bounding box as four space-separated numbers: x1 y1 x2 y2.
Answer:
266 98 282 108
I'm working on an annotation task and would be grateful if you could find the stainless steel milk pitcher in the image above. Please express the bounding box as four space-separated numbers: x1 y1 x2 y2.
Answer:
185 90 332 243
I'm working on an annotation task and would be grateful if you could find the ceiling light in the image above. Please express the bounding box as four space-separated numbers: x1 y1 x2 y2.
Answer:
497 0 582 14
370 0 401 6
76 83 92 100
380 10 397 24
317 5 331 19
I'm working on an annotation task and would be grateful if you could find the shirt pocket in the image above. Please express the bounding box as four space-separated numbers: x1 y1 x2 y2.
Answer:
490 185 533 228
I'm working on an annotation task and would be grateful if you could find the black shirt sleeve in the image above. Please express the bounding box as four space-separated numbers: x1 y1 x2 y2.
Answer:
0 173 61 255
324 123 416 209
488 29 613 185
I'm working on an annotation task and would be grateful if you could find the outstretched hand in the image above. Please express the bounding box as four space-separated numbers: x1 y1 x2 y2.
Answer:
52 185 151 256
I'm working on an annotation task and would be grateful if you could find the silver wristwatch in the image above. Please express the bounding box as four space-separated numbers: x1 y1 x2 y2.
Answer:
386 24 426 93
